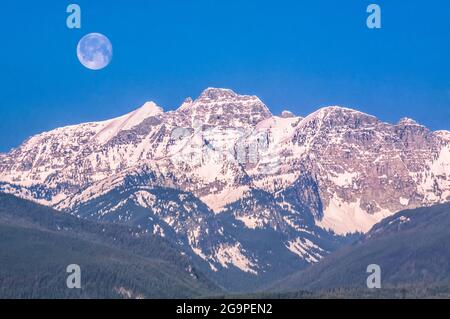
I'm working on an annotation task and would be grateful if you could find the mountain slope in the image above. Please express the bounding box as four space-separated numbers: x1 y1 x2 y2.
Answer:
270 203 450 292
0 193 220 298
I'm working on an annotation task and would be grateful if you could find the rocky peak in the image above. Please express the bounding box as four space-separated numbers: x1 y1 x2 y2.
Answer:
281 110 295 118
197 87 238 101
178 97 194 111
435 130 450 142
299 106 379 133
138 101 164 114
176 88 272 126
94 101 163 144
397 117 421 127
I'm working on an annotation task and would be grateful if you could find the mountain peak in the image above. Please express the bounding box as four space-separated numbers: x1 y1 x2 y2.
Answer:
397 117 421 127
94 101 163 144
198 87 238 100
178 97 194 111
303 106 373 123
176 88 272 126
435 130 450 142
281 110 295 118
317 105 365 115
139 101 164 114
121 101 163 129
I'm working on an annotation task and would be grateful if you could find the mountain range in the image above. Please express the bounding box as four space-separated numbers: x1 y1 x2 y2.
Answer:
1 87 449 291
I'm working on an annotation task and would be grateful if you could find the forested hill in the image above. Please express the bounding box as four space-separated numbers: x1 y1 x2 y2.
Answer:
0 193 221 298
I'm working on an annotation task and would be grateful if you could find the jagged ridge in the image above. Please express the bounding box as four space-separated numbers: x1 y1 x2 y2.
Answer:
0 88 449 290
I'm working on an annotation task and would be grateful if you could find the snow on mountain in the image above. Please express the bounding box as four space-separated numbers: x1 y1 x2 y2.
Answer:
435 130 450 142
177 87 272 127
94 101 163 144
396 117 423 127
1 88 449 286
280 110 296 118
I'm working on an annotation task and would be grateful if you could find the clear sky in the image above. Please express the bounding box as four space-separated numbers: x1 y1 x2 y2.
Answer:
0 0 449 152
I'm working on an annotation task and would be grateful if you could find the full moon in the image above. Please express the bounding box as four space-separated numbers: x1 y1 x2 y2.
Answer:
77 33 113 70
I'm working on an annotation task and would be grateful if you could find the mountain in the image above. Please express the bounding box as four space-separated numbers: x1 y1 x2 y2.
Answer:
269 203 450 294
0 87 449 290
0 192 220 298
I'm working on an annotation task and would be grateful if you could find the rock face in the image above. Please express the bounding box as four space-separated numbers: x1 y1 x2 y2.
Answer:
291 106 450 234
1 88 449 289
280 110 295 118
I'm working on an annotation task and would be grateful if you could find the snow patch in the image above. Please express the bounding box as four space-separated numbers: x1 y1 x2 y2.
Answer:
114 287 144 299
389 215 411 226
317 195 393 235
286 238 324 263
235 215 265 230
95 102 163 144
399 197 410 206
328 171 358 188
152 224 165 237
201 186 249 213
132 190 156 208
215 243 257 274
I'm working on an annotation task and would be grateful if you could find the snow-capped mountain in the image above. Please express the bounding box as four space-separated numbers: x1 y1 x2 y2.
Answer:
1 88 449 288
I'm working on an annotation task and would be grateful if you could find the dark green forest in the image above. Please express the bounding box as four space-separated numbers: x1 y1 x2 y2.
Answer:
268 203 450 298
0 193 220 298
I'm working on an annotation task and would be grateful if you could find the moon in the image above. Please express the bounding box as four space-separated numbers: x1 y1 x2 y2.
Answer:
77 33 112 70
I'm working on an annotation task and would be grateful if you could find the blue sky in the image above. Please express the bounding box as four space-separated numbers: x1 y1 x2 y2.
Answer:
0 0 449 152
